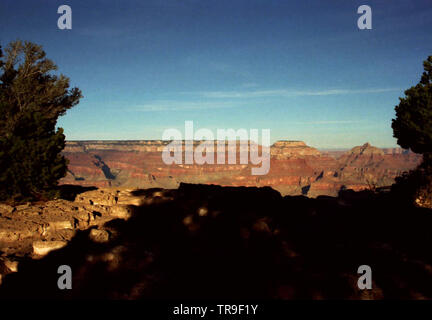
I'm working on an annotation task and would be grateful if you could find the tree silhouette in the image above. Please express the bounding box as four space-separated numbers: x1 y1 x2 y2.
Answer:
392 56 432 158
392 55 432 206
0 41 82 201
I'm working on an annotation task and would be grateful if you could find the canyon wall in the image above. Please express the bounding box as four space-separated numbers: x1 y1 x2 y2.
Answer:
61 140 422 197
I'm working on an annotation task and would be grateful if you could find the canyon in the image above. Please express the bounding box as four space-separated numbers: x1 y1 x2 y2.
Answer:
61 140 422 197
0 141 428 299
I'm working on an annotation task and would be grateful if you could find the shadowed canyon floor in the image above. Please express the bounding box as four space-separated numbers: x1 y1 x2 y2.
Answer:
1 184 432 299
61 140 421 197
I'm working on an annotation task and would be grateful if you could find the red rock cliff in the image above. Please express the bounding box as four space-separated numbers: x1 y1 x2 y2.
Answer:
61 140 421 197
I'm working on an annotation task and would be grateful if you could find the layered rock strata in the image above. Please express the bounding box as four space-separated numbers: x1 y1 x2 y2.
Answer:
61 141 421 197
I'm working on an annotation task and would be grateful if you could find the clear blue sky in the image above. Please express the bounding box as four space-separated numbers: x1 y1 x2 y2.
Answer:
1 0 431 148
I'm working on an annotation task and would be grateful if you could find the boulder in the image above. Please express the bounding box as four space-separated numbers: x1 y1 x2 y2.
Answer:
116 196 145 206
0 204 15 214
3 259 18 272
109 205 134 220
33 240 67 256
89 229 110 243
49 220 74 230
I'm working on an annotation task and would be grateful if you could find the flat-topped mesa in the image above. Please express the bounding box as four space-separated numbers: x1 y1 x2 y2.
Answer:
63 142 86 153
271 140 321 159
272 141 306 148
64 140 169 153
345 142 384 156
64 140 263 154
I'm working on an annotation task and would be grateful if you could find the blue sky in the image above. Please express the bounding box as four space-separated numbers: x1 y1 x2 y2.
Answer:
1 0 431 148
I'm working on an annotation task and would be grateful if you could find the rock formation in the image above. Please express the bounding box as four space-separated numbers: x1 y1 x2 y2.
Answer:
0 186 176 284
60 140 421 197
270 140 321 158
1 184 432 299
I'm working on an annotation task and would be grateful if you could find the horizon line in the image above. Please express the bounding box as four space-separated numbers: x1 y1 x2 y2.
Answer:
64 139 405 150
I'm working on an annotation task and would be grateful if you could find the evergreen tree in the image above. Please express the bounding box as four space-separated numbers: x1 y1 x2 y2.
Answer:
392 56 432 158
0 41 82 201
392 55 432 207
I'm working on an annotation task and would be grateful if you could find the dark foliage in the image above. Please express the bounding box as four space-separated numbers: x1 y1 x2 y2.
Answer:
392 156 432 206
0 41 82 201
392 56 432 155
392 56 432 203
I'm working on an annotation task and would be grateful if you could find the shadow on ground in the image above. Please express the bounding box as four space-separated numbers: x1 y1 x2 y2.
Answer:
59 184 98 201
1 183 432 299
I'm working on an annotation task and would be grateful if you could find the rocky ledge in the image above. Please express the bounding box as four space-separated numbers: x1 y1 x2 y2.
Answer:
1 184 432 299
0 187 174 284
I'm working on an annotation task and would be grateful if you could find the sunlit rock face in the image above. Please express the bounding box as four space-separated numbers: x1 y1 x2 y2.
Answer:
61 140 422 197
271 140 321 158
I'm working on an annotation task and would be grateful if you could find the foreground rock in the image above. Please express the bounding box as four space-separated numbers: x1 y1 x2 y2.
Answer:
33 241 68 257
0 187 173 274
0 183 431 299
